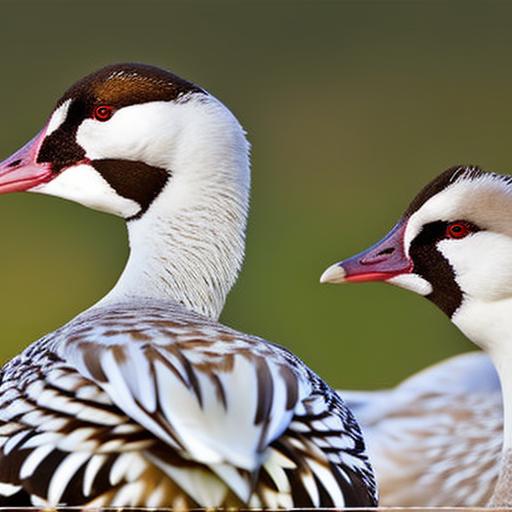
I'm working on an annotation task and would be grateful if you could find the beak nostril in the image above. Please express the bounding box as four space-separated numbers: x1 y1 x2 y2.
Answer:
7 159 22 168
360 247 396 265
377 247 395 256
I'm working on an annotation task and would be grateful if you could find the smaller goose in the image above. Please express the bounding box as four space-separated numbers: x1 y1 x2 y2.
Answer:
0 63 377 507
340 351 502 506
321 165 512 506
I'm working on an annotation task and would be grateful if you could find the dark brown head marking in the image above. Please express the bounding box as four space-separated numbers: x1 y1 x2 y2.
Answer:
37 99 88 172
36 63 206 217
403 165 484 218
38 63 204 173
92 159 170 220
61 62 204 109
409 220 465 317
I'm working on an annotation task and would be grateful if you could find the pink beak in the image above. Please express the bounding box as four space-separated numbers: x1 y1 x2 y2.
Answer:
0 128 53 193
320 221 413 284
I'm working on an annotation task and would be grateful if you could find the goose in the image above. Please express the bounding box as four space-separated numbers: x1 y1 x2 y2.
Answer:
0 63 377 508
340 351 502 506
321 165 512 506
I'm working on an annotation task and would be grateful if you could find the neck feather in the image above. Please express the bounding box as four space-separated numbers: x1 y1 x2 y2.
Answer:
453 298 512 449
96 97 250 319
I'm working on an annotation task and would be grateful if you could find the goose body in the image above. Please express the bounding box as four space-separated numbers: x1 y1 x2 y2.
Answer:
322 165 512 506
0 299 375 507
341 352 502 506
0 63 377 507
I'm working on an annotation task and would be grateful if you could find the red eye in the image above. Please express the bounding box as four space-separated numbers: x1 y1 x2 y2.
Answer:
94 105 114 121
446 221 472 239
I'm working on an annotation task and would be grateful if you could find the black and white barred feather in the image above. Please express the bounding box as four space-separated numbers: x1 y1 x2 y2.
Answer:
0 299 377 507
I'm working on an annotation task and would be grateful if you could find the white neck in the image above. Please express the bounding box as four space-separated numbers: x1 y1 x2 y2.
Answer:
493 353 512 452
453 298 512 449
96 96 250 320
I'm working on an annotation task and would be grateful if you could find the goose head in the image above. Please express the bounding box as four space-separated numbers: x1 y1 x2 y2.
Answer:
320 166 512 354
0 63 251 318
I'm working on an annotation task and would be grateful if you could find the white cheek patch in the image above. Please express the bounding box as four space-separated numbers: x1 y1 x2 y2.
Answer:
31 164 141 218
76 101 177 169
45 100 71 136
388 273 433 295
437 233 512 302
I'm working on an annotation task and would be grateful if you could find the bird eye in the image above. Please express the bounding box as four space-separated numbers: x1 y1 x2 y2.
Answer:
445 221 472 239
93 105 114 122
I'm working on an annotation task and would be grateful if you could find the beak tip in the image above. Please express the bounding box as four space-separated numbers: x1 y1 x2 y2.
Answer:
320 263 347 284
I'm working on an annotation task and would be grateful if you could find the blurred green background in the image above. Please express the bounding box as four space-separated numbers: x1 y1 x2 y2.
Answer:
0 0 507 389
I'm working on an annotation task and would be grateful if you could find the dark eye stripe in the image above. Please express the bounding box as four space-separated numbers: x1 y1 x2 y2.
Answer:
37 100 89 172
91 159 169 220
410 221 464 317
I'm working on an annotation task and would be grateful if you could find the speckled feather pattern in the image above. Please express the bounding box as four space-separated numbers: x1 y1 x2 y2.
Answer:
0 299 376 507
369 389 501 506
343 353 502 506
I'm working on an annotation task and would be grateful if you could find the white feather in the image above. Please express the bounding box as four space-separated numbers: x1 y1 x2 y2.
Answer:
47 452 90 504
148 454 227 507
109 452 134 486
308 458 345 507
111 480 145 506
19 444 54 479
0 482 21 496
4 430 29 454
83 454 108 497
45 100 71 136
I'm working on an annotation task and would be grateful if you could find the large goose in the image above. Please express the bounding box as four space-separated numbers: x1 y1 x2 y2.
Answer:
321 165 512 506
0 63 377 507
340 351 502 506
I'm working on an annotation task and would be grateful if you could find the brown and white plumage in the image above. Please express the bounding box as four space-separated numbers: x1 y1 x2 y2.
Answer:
341 352 502 506
0 300 375 507
0 63 376 506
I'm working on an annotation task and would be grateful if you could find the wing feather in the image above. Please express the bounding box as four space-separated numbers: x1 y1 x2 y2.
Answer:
0 301 376 507
68 338 311 477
